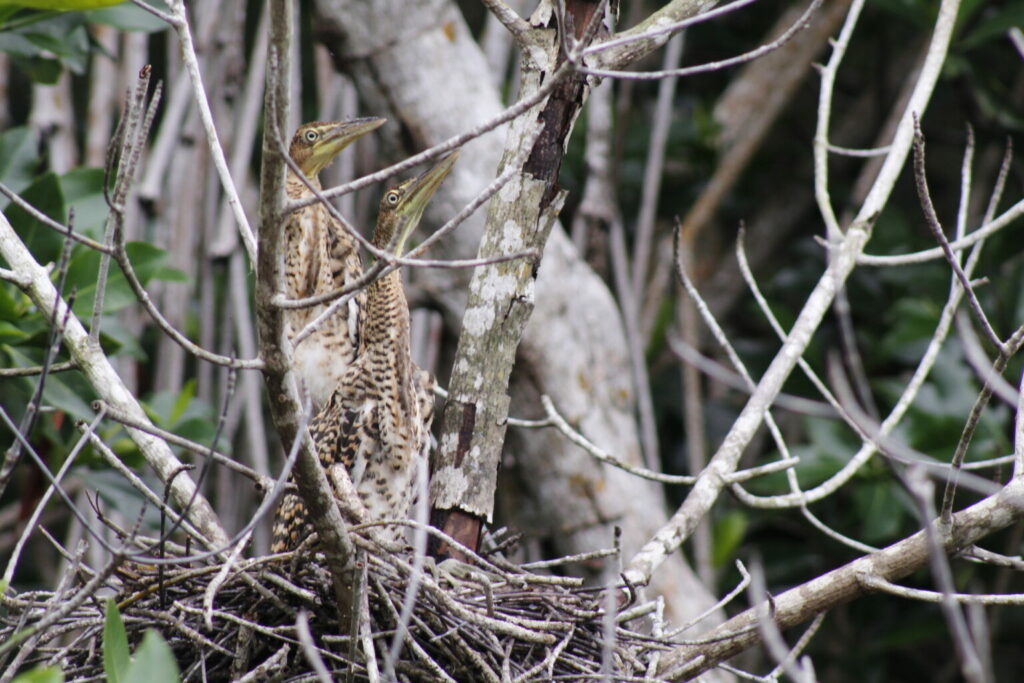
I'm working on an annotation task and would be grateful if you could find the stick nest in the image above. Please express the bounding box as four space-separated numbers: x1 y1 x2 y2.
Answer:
2 537 677 681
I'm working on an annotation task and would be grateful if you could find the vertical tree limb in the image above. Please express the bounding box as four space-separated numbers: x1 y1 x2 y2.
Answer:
430 0 602 555
255 0 358 628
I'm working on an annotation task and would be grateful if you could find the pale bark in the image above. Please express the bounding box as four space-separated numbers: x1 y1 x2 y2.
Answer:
29 73 77 175
313 0 721 626
85 26 120 168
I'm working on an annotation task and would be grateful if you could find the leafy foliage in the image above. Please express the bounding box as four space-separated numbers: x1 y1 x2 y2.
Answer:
103 600 180 683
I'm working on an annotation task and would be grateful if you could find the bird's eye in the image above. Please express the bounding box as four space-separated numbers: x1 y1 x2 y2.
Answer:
304 130 318 142
386 191 400 205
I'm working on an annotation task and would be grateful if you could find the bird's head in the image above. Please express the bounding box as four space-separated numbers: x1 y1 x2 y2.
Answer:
375 151 459 255
289 117 386 178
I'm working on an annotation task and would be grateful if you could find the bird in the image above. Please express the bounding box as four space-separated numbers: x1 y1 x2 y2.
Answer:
281 117 385 410
271 152 458 553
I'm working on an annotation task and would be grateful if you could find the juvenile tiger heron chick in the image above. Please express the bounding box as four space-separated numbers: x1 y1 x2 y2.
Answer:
282 117 385 409
272 152 458 552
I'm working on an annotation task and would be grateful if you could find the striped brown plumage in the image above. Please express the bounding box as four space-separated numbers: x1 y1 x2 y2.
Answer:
271 151 456 553
270 118 383 554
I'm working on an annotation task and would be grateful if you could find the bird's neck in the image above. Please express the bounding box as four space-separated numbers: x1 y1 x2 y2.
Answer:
363 270 410 348
286 167 321 197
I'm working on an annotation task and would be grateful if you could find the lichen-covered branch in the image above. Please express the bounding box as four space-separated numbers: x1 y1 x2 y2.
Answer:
430 0 601 551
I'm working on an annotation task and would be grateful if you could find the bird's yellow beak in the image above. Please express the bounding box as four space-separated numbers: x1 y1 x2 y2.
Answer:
304 117 386 176
393 151 459 255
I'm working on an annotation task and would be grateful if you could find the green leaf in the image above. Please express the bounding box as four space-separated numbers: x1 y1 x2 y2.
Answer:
11 666 64 683
122 630 180 683
62 241 183 318
169 379 196 425
0 126 39 197
3 344 94 419
124 242 186 284
96 315 146 359
959 6 1024 49
0 1 125 8
0 285 24 320
712 510 747 569
60 167 109 236
854 481 908 544
103 598 130 683
3 171 67 265
22 18 88 72
0 320 30 343
11 52 62 83
86 1 168 31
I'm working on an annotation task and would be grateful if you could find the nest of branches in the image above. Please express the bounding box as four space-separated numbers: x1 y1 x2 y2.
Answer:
2 530 678 682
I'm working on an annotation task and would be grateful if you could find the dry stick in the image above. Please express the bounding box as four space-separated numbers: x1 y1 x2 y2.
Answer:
108 199 262 369
297 610 334 683
0 544 86 682
93 67 159 342
372 576 459 683
577 78 659 469
83 431 210 552
203 528 252 630
820 0 875 425
581 0 823 80
771 614 825 681
730 218 982 509
905 469 986 683
858 195 1024 267
913 121 1002 351
88 386 307 567
0 552 123 657
586 0 759 69
0 361 76 378
814 0 866 238
542 394 773 487
624 0 962 587
676 236 886 557
863 575 1024 606
143 0 257 262
0 184 111 254
359 564 381 683
668 336 834 417
93 399 270 487
676 246 714 589
631 32 683 303
1 411 105 588
748 560 817 682
658 474 1024 680
939 325 1024 525
209 2 269 258
0 267 29 286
